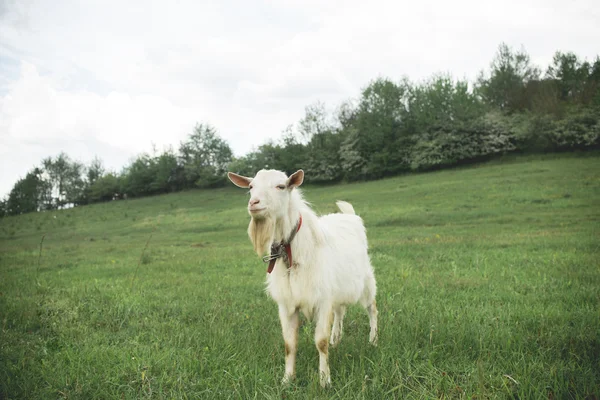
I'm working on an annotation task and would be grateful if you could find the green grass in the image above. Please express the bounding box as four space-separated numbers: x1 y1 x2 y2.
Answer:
1 152 599 399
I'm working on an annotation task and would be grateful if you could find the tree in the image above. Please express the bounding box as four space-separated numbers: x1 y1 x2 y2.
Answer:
227 156 255 177
120 154 156 197
546 52 600 105
523 78 562 115
305 131 344 182
178 123 233 188
298 101 331 143
151 148 181 193
339 128 366 179
336 100 358 130
589 57 600 105
476 43 540 112
0 197 6 218
6 168 52 215
42 152 86 207
88 173 121 203
79 156 106 204
348 77 412 178
295 104 344 181
408 74 484 132
277 125 309 175
63 161 86 205
86 156 105 186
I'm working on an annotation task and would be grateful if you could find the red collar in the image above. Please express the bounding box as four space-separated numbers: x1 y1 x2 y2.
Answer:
263 214 302 274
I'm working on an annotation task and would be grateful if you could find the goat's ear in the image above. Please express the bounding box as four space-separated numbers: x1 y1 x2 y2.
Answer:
227 172 252 188
287 169 304 189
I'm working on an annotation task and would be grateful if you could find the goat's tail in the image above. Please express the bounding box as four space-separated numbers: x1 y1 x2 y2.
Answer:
336 201 356 215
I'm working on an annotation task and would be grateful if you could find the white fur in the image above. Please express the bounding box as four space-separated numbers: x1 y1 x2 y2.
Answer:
228 169 378 388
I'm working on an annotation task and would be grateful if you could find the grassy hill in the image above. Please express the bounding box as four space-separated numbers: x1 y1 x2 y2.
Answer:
1 153 599 399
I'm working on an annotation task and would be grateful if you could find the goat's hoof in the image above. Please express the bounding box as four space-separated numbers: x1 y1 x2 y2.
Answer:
281 374 295 386
330 335 341 348
319 372 331 388
369 332 378 346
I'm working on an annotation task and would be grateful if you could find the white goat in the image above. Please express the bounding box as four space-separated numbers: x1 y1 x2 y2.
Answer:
228 168 378 387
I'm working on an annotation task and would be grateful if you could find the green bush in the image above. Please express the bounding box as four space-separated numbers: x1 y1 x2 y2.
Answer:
409 113 517 170
88 174 121 203
550 109 599 149
516 108 600 152
516 113 557 151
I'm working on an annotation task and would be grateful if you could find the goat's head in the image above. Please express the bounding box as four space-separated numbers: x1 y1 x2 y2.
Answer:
227 169 304 220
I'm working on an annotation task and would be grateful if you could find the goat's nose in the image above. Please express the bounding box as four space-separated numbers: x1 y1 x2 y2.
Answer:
249 198 260 206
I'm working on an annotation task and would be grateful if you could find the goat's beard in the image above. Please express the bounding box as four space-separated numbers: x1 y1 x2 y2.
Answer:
248 216 275 256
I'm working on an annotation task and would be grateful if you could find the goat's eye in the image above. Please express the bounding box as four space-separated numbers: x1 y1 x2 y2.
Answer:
276 185 286 190
248 185 253 190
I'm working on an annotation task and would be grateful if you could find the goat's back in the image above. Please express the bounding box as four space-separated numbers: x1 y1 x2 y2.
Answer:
314 212 374 305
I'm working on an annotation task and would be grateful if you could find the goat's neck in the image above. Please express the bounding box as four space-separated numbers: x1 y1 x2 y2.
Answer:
272 192 322 254
273 209 301 243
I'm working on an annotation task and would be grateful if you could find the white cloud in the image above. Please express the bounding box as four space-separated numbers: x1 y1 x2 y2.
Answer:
1 0 599 197
0 62 200 194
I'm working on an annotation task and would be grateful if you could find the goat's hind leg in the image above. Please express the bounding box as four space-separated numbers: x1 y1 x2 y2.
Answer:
278 306 299 384
366 300 378 346
329 305 346 347
315 305 333 387
360 275 378 346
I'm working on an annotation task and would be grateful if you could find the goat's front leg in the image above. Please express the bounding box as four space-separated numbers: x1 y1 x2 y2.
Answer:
315 305 333 388
278 305 299 384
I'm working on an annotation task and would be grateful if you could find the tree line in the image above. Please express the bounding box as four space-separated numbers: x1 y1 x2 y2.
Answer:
2 43 599 217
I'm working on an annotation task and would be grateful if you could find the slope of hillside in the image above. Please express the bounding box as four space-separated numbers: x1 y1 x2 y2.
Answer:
1 153 599 399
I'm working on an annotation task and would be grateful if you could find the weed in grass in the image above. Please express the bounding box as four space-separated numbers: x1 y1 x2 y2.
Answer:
141 253 152 265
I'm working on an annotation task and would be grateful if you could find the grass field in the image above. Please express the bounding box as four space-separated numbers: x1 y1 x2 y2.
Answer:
1 153 599 399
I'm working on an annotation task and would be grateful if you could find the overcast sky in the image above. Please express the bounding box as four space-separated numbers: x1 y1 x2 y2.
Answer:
1 0 598 197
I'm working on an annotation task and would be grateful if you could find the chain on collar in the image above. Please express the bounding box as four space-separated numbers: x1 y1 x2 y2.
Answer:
262 215 303 273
